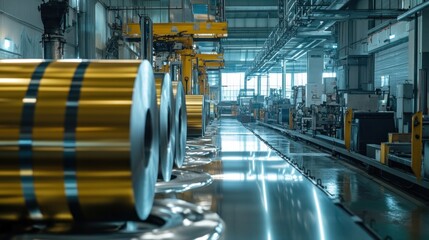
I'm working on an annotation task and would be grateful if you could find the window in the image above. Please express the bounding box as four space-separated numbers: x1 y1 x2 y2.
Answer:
221 71 313 101
221 72 245 101
294 73 307 86
247 77 257 92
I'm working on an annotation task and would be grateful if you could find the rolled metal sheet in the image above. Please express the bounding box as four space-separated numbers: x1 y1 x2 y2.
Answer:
172 81 187 167
0 60 159 221
155 74 175 182
186 95 205 137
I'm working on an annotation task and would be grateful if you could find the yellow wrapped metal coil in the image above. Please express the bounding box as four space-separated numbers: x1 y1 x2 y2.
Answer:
186 95 205 137
0 60 159 222
172 81 187 167
155 74 175 182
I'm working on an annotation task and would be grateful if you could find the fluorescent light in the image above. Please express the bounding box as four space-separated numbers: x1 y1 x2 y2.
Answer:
389 34 396 40
3 38 12 49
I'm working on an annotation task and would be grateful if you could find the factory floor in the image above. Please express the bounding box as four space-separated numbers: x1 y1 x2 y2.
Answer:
245 123 429 240
166 118 415 239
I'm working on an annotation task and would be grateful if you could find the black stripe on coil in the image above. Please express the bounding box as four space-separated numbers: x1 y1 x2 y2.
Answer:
63 61 90 220
19 61 51 220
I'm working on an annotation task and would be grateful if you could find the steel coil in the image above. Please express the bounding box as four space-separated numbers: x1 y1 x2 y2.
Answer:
155 74 175 181
172 81 187 167
186 95 205 137
0 60 159 221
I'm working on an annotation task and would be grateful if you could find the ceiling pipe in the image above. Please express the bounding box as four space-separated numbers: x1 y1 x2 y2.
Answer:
397 1 429 21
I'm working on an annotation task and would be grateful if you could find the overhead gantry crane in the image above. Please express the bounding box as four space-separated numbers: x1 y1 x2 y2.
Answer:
123 21 227 95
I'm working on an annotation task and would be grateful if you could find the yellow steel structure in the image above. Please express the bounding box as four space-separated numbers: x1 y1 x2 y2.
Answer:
198 66 208 95
205 61 225 69
380 143 389 164
124 22 227 96
388 133 411 143
155 35 194 48
196 53 224 61
195 53 224 95
125 22 228 39
178 49 195 95
411 111 423 180
344 109 353 151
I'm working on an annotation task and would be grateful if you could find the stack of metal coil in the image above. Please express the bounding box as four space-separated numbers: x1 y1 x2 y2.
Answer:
0 59 212 223
186 95 206 137
0 60 176 222
172 81 187 167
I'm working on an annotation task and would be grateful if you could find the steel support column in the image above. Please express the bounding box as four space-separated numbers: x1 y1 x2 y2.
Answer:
282 59 287 98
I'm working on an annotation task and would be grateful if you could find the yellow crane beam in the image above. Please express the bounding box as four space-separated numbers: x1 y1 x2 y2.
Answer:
124 22 228 39
196 53 224 62
204 61 225 69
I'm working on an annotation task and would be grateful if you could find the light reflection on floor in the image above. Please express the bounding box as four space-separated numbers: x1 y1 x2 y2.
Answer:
248 122 429 240
171 119 376 240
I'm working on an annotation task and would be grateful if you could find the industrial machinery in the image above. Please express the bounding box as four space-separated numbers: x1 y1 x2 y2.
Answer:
237 89 257 123
39 0 69 59
264 88 291 125
349 112 396 155
290 86 310 131
310 103 341 137
123 21 227 96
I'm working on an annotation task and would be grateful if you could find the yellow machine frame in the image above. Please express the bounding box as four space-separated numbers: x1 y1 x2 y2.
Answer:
344 109 353 151
411 111 423 180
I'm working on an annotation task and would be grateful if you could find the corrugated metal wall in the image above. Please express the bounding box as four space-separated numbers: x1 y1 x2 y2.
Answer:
374 42 409 96
0 0 43 59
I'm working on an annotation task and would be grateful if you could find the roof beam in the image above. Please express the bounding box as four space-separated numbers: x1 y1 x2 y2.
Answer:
225 6 277 12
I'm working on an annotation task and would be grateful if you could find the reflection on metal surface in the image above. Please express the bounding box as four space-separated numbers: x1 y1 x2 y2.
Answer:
186 138 219 157
187 150 214 157
186 95 205 137
156 74 175 182
182 138 218 168
187 144 219 152
155 170 213 193
172 81 187 167
176 119 378 239
247 122 429 239
187 137 214 144
9 199 225 240
0 60 159 221
182 156 214 168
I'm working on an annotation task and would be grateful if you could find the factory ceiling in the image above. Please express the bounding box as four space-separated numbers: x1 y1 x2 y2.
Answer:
99 0 405 76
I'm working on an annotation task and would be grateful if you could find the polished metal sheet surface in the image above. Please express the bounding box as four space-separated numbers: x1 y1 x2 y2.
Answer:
182 156 214 168
155 170 212 193
172 81 187 167
172 119 376 239
9 199 224 240
248 123 429 240
156 74 175 182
